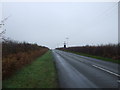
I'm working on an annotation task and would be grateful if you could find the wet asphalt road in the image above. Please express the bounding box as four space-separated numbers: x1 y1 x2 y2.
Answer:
52 49 120 88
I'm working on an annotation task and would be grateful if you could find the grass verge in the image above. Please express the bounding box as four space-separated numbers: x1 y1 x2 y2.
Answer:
3 50 58 88
62 50 120 64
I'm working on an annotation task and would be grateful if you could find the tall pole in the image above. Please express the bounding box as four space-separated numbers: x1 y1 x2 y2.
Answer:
66 37 69 48
118 1 120 44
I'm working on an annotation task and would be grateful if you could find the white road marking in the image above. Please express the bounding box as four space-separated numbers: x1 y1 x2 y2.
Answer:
92 65 120 77
117 80 120 83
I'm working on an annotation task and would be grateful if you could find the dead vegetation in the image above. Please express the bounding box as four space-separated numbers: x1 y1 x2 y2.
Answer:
2 39 49 80
57 44 120 60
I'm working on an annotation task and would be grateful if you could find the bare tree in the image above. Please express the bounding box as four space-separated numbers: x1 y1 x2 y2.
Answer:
0 16 10 41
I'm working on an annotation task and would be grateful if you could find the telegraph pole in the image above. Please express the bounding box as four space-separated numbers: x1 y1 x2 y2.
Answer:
118 1 120 44
66 37 69 48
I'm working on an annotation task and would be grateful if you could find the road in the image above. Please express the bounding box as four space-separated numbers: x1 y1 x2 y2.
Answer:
52 49 120 88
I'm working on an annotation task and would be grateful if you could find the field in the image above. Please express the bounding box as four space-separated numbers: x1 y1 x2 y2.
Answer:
2 39 49 80
3 51 58 88
57 44 120 63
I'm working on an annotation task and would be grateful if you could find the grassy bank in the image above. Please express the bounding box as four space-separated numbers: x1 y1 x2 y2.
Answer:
57 44 120 60
3 51 58 88
62 50 120 64
3 39 49 80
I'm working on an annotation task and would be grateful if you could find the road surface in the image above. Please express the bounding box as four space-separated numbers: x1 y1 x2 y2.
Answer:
52 49 120 88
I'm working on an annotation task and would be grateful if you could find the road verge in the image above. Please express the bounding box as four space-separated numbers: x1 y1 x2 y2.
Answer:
3 50 58 88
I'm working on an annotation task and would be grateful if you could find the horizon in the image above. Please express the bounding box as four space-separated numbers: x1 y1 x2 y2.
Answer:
1 2 118 49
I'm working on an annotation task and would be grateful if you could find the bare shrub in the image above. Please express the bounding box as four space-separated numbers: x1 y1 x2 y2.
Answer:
57 44 119 60
2 39 49 80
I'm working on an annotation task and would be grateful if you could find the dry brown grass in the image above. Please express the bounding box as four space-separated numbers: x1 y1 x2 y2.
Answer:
3 48 48 80
57 44 120 60
2 39 49 80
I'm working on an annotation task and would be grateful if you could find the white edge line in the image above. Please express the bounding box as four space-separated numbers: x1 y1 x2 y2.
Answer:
92 65 120 77
117 80 120 83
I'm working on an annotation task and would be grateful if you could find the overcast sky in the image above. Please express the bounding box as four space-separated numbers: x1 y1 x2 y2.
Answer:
2 2 118 49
